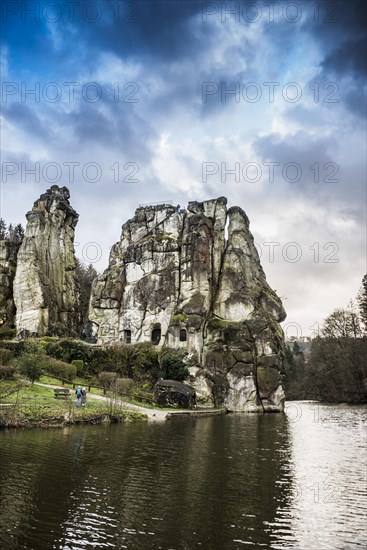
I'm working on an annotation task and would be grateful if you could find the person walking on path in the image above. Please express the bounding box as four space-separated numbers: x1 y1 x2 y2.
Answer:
81 388 87 407
75 386 82 407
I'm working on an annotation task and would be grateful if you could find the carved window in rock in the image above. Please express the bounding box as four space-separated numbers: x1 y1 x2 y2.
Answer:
124 329 132 344
179 328 187 342
151 327 161 345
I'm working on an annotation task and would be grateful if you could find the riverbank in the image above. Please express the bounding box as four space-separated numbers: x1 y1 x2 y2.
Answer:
35 383 228 423
0 381 227 429
0 382 148 429
36 382 171 422
0 407 145 429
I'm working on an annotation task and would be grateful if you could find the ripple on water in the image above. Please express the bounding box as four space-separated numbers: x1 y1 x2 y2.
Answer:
0 404 366 550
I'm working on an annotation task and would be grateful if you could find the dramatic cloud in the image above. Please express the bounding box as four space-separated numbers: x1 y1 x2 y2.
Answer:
1 0 366 334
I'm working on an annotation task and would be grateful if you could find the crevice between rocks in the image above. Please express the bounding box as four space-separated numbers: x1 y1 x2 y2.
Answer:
247 323 265 413
176 211 186 310
202 206 228 342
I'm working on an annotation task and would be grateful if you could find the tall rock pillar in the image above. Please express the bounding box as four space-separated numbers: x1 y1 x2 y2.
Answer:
14 185 80 336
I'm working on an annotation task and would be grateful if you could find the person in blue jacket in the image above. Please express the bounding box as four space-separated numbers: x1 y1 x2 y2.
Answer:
75 386 82 406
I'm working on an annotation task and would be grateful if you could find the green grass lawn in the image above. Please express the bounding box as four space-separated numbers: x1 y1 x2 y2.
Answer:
39 375 106 396
0 380 146 427
38 375 162 406
1 371 190 422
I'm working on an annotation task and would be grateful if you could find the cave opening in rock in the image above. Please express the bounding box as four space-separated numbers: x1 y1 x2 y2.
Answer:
124 329 131 344
179 328 187 342
151 326 161 345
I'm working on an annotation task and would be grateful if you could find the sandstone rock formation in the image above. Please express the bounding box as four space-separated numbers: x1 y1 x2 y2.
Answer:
88 197 286 412
0 240 20 328
13 186 80 336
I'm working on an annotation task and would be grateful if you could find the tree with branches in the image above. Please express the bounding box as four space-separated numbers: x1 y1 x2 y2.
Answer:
357 274 367 334
0 219 7 240
321 304 362 339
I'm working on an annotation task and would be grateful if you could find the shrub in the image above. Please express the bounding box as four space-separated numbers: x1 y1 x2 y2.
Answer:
160 349 189 382
39 336 59 343
0 348 14 365
171 313 188 323
0 364 17 380
98 372 135 394
115 377 135 394
71 359 84 376
89 343 160 379
0 339 42 357
130 343 160 381
98 371 118 389
45 358 76 381
89 346 129 375
0 341 27 357
43 338 92 365
0 327 16 340
22 340 43 354
17 353 46 383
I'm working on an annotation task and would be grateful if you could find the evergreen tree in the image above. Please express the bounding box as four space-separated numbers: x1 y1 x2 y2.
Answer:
7 223 14 241
0 218 7 240
0 219 23 242
76 259 98 327
292 340 303 356
14 223 25 243
284 341 307 399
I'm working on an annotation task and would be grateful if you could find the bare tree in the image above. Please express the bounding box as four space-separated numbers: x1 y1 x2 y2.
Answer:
322 305 362 339
357 274 367 333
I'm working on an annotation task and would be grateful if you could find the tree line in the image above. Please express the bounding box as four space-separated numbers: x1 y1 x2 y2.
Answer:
75 260 98 328
285 275 367 403
0 218 24 244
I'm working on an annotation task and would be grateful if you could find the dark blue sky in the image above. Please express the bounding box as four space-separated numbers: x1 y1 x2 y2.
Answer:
1 0 366 333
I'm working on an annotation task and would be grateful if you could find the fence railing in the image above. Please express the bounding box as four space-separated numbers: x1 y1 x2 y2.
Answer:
43 373 156 404
43 373 107 394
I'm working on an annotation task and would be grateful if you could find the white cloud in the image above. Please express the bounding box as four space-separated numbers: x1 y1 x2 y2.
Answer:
1 8 365 335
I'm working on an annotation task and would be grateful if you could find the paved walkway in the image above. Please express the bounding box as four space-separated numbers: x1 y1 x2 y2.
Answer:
35 382 168 422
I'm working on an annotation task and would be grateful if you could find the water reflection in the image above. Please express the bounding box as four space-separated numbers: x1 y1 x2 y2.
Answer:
0 403 366 550
286 402 367 550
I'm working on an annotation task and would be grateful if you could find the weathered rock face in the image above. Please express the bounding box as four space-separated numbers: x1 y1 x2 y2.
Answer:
0 240 20 327
88 197 286 412
13 186 80 336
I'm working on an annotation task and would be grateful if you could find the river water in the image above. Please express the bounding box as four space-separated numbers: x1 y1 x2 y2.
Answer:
0 402 366 550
